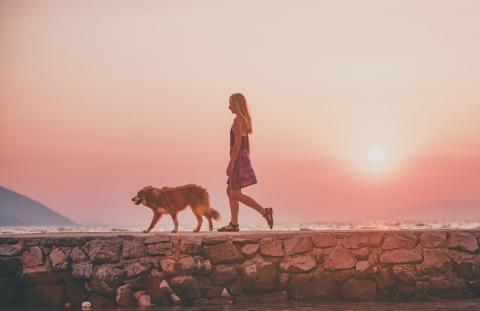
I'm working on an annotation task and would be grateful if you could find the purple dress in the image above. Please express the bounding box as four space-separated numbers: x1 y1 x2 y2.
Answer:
227 128 257 189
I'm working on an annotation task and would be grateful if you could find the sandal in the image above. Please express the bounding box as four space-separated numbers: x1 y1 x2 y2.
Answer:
218 222 240 232
263 208 274 229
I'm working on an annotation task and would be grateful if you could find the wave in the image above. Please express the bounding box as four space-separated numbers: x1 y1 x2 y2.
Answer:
1 219 480 235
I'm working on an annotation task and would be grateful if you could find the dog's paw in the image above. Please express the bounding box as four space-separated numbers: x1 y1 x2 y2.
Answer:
142 230 150 233
193 228 200 233
171 229 178 233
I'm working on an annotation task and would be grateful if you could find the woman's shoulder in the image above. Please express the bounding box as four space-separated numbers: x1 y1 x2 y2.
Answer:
232 117 246 132
233 116 246 126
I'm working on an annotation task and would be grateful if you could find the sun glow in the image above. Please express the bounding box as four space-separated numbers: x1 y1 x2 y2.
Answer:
366 145 387 163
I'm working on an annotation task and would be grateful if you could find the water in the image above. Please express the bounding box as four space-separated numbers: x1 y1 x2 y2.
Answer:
3 300 480 311
1 219 480 235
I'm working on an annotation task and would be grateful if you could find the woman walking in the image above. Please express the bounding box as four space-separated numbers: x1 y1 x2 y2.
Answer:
218 93 273 232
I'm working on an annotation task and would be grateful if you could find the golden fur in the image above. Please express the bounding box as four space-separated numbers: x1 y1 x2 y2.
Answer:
131 184 221 233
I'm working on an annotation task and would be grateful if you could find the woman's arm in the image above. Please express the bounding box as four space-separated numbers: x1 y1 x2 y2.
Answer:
227 117 244 175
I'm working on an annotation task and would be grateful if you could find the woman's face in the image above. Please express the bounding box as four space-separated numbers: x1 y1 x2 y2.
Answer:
228 99 237 113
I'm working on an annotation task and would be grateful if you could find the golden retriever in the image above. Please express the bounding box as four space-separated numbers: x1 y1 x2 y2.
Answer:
131 184 221 233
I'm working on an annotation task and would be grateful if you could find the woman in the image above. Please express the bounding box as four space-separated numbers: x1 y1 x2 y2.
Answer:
218 93 273 232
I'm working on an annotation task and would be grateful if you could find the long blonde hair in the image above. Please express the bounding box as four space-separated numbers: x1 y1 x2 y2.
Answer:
230 93 253 134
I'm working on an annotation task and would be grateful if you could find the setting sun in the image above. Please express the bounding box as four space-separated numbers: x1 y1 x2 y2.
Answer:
366 145 387 163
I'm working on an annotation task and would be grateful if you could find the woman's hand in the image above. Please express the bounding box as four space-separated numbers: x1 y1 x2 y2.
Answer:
226 162 234 176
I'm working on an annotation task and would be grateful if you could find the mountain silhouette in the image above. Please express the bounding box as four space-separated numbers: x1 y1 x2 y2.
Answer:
0 186 76 226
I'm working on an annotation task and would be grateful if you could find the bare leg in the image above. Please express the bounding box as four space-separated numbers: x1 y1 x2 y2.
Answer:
193 212 203 232
171 213 179 233
226 186 240 225
143 213 161 233
230 188 267 216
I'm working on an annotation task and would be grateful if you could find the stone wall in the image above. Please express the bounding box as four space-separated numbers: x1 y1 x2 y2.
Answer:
1 230 480 308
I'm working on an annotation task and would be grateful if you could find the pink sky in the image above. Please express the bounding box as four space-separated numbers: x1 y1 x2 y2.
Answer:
1 1 479 226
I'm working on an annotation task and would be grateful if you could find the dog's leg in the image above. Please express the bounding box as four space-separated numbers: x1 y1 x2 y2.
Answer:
143 213 161 233
207 216 213 231
193 212 203 233
170 213 179 233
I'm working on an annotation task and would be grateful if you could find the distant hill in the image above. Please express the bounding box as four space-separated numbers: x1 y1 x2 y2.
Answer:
0 186 76 226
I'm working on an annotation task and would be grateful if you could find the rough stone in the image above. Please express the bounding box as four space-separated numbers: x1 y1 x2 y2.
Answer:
279 254 317 273
417 273 473 300
203 241 244 264
178 256 212 275
241 243 259 258
147 278 171 305
375 267 396 289
122 239 145 259
211 264 238 285
324 247 356 270
351 247 370 260
159 258 180 275
0 244 23 257
202 235 229 246
72 262 93 279
278 272 289 289
312 246 336 263
393 264 417 286
394 283 416 301
170 275 201 301
356 259 369 270
416 248 452 274
70 247 89 263
87 291 116 309
90 264 125 296
137 294 152 307
450 250 480 279
286 273 315 300
382 232 417 250
341 279 376 301
180 238 202 254
283 236 312 256
259 238 284 257
22 246 44 268
445 232 478 253
419 231 447 248
380 246 423 264
311 233 337 248
196 276 223 298
342 232 383 249
146 242 172 256
124 260 151 278
144 234 169 244
240 260 277 291
116 284 135 305
19 265 63 288
49 248 68 271
313 270 340 299
85 240 120 264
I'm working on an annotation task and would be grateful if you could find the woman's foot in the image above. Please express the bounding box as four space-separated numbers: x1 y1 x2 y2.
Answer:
262 208 273 229
217 222 240 232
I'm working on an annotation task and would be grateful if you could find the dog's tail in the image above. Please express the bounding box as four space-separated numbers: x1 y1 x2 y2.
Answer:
207 208 222 221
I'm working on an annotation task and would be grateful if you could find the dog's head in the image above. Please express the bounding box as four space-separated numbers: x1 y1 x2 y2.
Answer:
131 186 157 206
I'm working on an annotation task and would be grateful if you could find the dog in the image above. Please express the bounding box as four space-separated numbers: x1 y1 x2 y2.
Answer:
131 184 221 233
